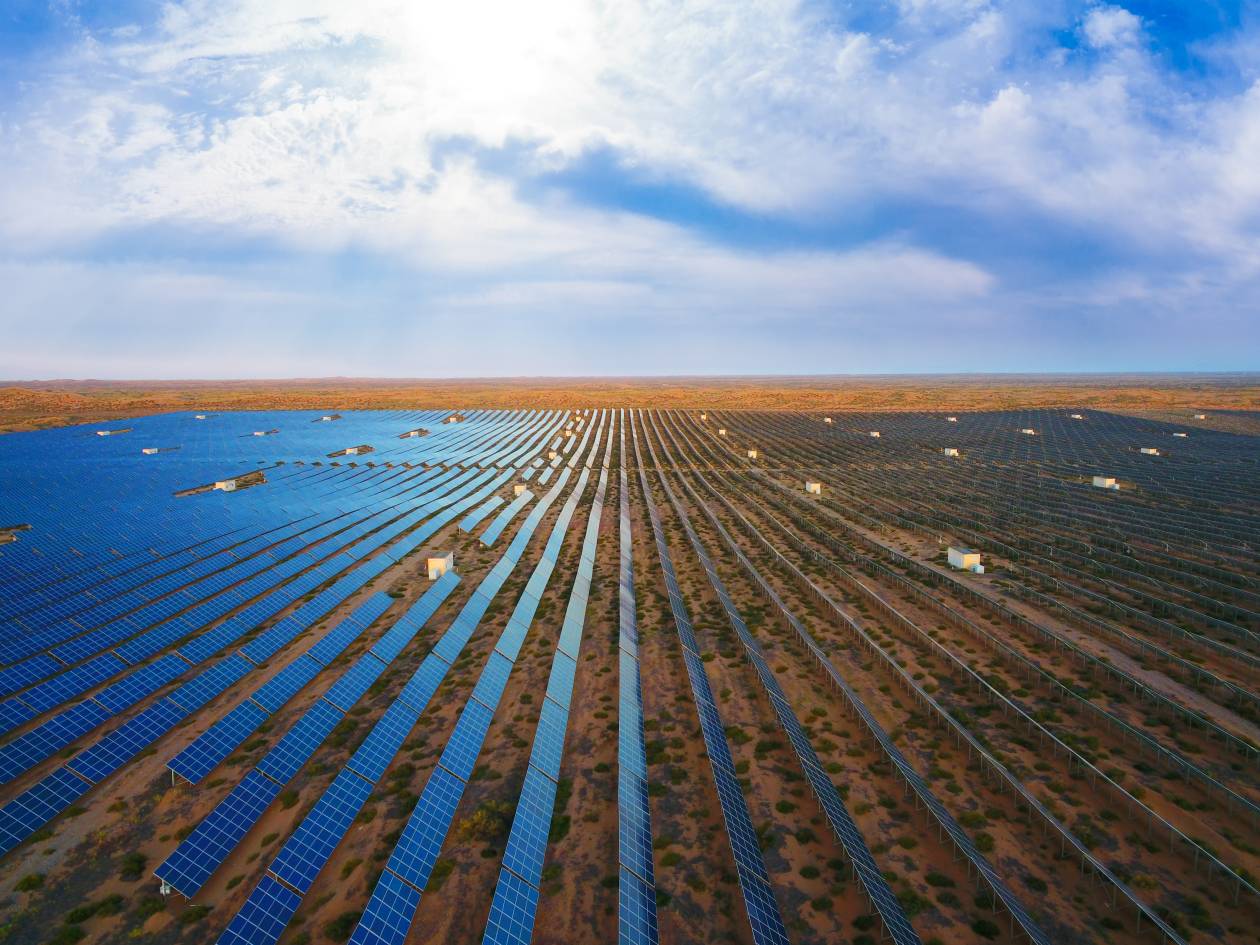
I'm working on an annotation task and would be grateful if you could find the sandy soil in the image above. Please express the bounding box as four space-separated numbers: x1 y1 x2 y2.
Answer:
3 374 1259 432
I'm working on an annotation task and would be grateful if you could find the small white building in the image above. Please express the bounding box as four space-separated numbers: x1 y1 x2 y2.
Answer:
253 431 267 437
1070 414 1084 420
823 417 833 424
747 449 758 459
401 428 429 438
942 447 960 457
444 414 466 424
1194 413 1207 420
1020 428 1036 435
563 429 575 438
142 448 160 455
1172 432 1187 438
513 483 527 497
344 446 360 455
869 431 881 438
1140 447 1160 455
427 552 454 580
214 479 238 492
1092 476 1119 490
947 546 983 573
547 450 558 460
700 413 707 421
718 428 727 436
946 416 957 422
95 430 112 437
805 481 822 495
194 414 207 420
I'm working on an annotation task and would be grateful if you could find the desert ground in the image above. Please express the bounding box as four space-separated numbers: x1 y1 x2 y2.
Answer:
2 374 1258 433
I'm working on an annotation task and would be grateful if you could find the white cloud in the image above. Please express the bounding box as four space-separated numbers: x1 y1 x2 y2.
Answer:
0 0 1256 375
1082 5 1142 49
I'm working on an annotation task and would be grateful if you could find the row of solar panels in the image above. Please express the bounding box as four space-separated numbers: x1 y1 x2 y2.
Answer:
628 412 790 945
713 413 1259 730
338 414 608 945
723 408 1257 561
615 416 659 945
155 574 460 896
733 410 1258 610
0 464 520 856
747 462 1260 766
212 418 607 945
740 466 1258 908
0 466 496 770
677 415 1190 943
740 465 1260 820
480 415 615 945
0 409 555 602
641 411 926 945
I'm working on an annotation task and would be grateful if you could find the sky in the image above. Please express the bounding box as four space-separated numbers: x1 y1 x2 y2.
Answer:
0 0 1257 379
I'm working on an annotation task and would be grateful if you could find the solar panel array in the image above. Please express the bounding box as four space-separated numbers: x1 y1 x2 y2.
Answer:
213 415 607 945
641 411 926 945
2 404 1253 945
154 574 458 897
663 408 1214 942
342 414 609 945
614 412 659 945
628 411 791 945
479 416 614 945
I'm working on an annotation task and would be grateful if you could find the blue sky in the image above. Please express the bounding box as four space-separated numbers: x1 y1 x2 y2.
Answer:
0 1 1257 378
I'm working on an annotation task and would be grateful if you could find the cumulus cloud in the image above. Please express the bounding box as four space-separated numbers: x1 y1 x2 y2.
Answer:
0 0 1256 376
1082 5 1143 49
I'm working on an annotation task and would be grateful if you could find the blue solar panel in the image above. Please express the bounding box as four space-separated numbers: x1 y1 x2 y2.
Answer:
269 690 345 766
0 767 90 855
481 865 540 945
167 651 253 711
217 874 303 945
271 769 373 893
543 652 577 710
386 765 463 888
437 699 494 782
251 657 321 713
322 656 385 711
347 868 421 945
470 651 513 709
527 698 568 781
618 866 660 945
0 698 38 732
346 701 417 782
154 769 281 895
617 775 654 883
91 655 187 715
0 699 111 783
68 698 184 782
500 767 557 883
168 699 269 783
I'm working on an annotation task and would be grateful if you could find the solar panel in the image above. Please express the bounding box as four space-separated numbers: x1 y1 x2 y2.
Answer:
347 868 421 945
154 769 281 895
437 699 494 782
386 764 463 887
345 701 417 782
500 768 558 883
618 866 660 945
168 699 269 783
256 699 344 783
217 875 303 945
322 656 385 712
270 770 373 893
